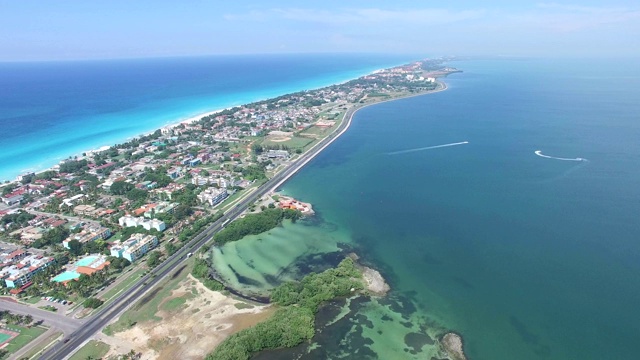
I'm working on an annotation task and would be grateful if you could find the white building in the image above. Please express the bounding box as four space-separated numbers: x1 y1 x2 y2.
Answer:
0 254 55 288
110 234 159 262
118 215 166 232
197 187 228 206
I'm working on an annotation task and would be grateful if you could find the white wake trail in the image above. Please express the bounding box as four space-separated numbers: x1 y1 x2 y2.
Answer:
388 141 469 155
535 150 586 162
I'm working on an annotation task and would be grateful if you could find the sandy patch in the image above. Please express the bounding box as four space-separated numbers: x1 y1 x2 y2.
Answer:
268 137 292 143
101 275 273 360
268 131 293 137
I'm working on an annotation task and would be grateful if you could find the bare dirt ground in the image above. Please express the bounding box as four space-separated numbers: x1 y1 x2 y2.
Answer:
100 275 273 360
267 136 292 143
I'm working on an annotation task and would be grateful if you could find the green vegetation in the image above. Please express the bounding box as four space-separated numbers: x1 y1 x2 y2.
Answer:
0 211 35 229
58 159 88 173
192 258 225 291
104 261 194 336
147 250 162 267
32 226 70 248
160 295 189 312
207 258 363 360
262 136 313 150
39 305 57 312
83 297 104 309
68 340 111 360
1 325 47 355
18 330 63 360
177 213 223 242
22 296 41 305
101 267 146 301
214 208 300 244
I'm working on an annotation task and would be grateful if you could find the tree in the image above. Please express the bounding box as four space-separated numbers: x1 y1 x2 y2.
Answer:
147 251 161 267
110 181 134 195
67 239 83 256
165 242 177 256
126 188 148 202
83 297 104 309
251 144 264 154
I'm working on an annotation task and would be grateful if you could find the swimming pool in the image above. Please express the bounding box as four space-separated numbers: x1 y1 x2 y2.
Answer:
52 271 80 282
76 255 98 267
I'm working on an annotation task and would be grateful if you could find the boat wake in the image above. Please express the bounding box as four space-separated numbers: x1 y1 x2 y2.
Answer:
388 141 469 155
534 150 586 162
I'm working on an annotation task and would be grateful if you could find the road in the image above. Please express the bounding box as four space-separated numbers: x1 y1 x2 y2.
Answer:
40 103 362 360
0 298 83 335
25 209 98 226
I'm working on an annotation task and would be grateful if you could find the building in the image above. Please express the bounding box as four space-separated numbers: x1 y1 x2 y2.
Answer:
62 225 112 249
197 187 228 206
110 234 159 262
265 150 290 159
118 215 166 232
61 194 85 207
0 254 55 288
51 254 110 284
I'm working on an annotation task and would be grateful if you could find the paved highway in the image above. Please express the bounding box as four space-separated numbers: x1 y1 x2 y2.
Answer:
41 104 361 360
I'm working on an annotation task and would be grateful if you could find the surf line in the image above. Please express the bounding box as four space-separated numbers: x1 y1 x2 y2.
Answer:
534 150 586 162
388 141 469 155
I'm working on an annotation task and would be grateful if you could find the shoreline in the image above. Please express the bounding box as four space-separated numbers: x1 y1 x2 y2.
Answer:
209 81 450 303
1 61 413 183
1 79 448 186
270 80 449 193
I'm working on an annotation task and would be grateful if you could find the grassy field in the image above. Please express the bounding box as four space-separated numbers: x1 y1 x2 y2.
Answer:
103 260 194 336
18 331 62 360
299 125 334 137
262 136 313 149
68 340 111 360
101 267 147 302
159 294 192 312
2 325 47 355
22 296 42 305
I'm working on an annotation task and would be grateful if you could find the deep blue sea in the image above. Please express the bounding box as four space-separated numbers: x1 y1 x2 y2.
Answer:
0 54 412 181
275 58 640 359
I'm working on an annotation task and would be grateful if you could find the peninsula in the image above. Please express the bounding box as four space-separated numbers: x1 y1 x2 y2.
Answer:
0 58 462 359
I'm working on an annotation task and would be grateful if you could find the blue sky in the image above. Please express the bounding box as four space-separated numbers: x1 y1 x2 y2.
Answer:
1 1 638 60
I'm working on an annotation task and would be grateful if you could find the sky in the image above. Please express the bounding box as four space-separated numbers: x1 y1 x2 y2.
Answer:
1 0 638 60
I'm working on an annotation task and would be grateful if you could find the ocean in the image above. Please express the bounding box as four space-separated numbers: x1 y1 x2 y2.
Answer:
212 58 640 359
7 54 640 359
0 53 412 181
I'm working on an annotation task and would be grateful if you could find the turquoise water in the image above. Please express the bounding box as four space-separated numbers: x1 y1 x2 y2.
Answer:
0 54 413 181
52 271 81 282
76 255 98 267
270 59 640 359
210 219 348 298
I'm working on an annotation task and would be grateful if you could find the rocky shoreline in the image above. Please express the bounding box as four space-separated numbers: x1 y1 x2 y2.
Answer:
441 332 467 360
361 266 391 296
